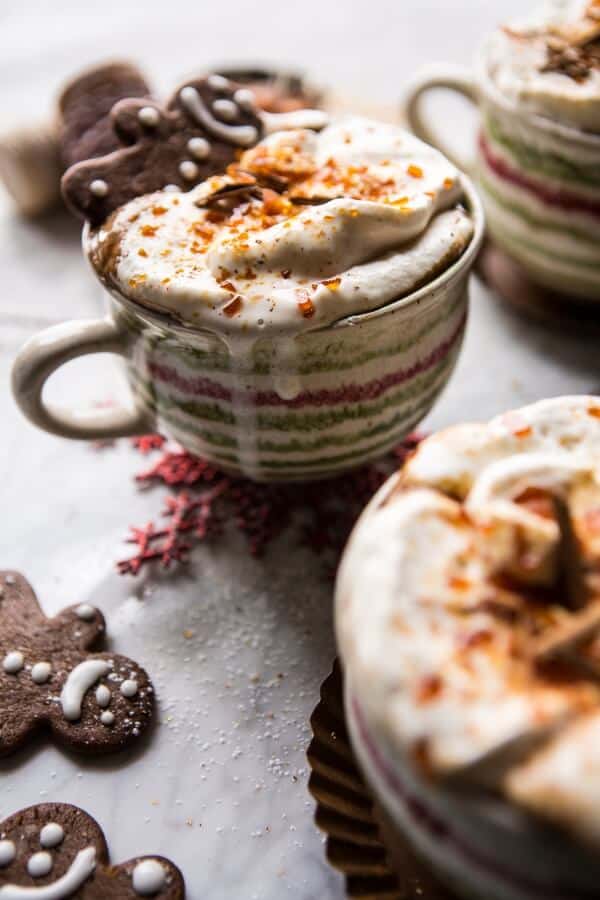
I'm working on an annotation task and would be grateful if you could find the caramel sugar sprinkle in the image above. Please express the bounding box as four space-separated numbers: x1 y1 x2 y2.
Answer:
223 296 243 317
407 164 424 178
297 294 315 318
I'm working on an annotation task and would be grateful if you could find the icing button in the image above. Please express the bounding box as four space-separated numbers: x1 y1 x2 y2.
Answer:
89 179 108 198
207 74 230 91
132 858 166 895
212 98 238 121
95 684 111 708
120 679 139 699
138 106 160 128
3 652 24 675
27 851 53 878
187 137 211 160
101 711 115 726
179 160 199 181
233 88 255 110
0 840 15 867
40 822 64 849
31 662 51 684
75 604 96 621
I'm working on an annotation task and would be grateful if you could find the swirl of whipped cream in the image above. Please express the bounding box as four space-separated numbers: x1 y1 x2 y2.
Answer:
336 396 600 846
486 0 600 132
88 116 473 336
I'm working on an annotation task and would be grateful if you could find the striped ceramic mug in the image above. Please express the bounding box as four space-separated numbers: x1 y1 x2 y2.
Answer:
11 183 483 482
405 54 600 302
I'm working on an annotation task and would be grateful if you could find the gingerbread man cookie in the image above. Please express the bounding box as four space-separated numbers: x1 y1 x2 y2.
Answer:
61 72 328 226
61 73 265 226
0 803 184 898
0 571 154 757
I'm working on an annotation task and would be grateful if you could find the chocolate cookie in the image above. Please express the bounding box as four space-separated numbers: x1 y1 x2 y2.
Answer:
0 802 184 898
214 66 323 113
0 571 154 757
61 73 265 226
58 61 152 169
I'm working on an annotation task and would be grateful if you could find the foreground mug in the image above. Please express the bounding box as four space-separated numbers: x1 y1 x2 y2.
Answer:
405 53 600 302
12 181 484 482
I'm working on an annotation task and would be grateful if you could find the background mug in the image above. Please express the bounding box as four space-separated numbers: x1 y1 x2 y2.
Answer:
404 51 600 302
11 181 484 483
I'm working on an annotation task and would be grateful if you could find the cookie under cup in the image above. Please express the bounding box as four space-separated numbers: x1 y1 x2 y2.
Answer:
307 662 453 899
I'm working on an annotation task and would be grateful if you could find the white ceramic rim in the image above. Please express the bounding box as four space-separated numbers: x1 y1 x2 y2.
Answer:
82 175 485 340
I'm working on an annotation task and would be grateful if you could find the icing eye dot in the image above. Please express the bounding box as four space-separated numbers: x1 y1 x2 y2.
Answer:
3 651 24 674
207 74 230 91
89 179 108 198
120 679 139 699
187 137 211 160
75 604 96 621
40 823 64 849
31 662 52 684
28 851 53 878
96 684 111 707
234 88 255 110
179 160 199 181
0 840 15 867
101 710 115 726
138 106 160 128
132 858 166 896
212 98 238 121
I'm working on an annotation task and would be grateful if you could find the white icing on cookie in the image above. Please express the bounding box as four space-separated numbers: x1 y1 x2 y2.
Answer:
74 604 95 621
60 660 111 721
178 160 198 181
27 853 52 878
0 841 15 867
89 180 108 198
100 711 115 726
3 652 24 675
0 846 96 899
206 74 230 91
39 824 64 849
31 663 51 685
132 858 166 895
179 85 259 147
95 685 111 708
138 107 160 128
233 88 255 110
187 137 210 160
120 679 138 699
212 98 238 121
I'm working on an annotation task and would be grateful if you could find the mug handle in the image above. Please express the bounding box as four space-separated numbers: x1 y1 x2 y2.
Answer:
11 316 153 440
404 65 479 173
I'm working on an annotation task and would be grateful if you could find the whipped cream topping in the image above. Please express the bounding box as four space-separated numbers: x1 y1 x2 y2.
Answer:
89 117 473 336
336 396 600 846
486 0 600 131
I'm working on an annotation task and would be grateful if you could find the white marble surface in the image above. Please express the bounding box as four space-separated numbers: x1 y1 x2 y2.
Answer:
1 2 600 898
